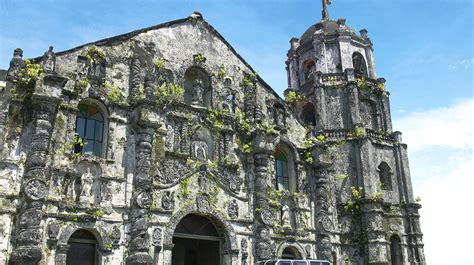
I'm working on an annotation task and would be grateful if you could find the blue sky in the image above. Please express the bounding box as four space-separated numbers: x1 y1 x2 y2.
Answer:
1 0 473 264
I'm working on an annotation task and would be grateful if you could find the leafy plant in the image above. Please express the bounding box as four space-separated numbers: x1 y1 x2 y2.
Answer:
82 45 105 63
285 90 305 104
208 109 225 132
217 64 226 80
351 125 364 139
261 121 275 135
377 82 385 92
103 81 123 102
239 71 258 89
243 141 253 154
193 53 206 64
356 77 367 90
154 82 184 105
12 59 44 90
179 179 191 199
76 79 90 90
154 57 166 69
235 108 251 135
316 134 326 144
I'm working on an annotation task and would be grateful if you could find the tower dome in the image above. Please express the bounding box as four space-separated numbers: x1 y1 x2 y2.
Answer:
286 14 376 91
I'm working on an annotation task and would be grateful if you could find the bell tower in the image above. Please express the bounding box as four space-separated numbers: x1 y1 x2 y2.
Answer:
286 1 389 133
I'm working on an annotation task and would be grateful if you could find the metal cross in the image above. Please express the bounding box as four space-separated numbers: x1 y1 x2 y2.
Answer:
322 0 332 20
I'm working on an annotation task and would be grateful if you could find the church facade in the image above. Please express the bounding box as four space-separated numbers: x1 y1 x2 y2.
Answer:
0 8 425 265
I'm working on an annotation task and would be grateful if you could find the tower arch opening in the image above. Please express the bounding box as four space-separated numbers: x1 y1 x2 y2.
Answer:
352 52 368 76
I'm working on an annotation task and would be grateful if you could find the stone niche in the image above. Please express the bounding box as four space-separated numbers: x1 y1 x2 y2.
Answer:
74 160 102 204
183 66 212 108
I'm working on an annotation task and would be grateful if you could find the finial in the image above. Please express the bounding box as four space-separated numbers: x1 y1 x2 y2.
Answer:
321 0 332 20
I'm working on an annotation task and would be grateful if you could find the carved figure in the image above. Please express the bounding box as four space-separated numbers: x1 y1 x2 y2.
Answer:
42 46 56 73
281 203 291 227
165 124 174 151
80 168 94 203
196 195 211 212
161 191 174 210
111 225 121 245
191 78 205 105
7 48 25 81
191 140 208 161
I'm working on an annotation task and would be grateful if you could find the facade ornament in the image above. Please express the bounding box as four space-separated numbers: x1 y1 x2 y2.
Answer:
136 191 152 209
227 199 238 219
111 225 121 246
281 202 291 228
191 140 208 161
24 179 48 201
196 194 211 212
161 191 174 210
80 168 94 203
153 228 162 247
41 46 56 73
191 78 205 106
47 222 60 240
260 209 274 226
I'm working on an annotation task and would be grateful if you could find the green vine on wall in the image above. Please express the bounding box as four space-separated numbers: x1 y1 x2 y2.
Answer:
82 45 105 63
239 71 258 90
285 90 306 104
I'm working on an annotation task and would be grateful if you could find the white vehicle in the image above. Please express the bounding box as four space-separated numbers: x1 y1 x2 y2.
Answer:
259 259 331 265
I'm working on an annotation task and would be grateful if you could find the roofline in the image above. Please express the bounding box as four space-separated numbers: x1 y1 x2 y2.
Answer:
39 15 283 101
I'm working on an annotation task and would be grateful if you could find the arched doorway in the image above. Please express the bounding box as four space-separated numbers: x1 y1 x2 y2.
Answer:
172 214 222 265
390 235 403 265
281 246 302 260
66 229 99 265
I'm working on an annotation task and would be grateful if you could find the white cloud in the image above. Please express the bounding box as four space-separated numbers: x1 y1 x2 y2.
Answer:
395 99 474 152
448 58 474 70
394 99 474 265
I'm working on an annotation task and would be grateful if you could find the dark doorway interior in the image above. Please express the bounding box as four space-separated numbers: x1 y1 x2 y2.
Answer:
66 230 97 265
172 214 221 265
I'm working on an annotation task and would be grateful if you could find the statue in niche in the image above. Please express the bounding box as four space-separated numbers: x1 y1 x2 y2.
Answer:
191 78 205 106
191 140 208 161
90 53 105 77
219 81 234 112
80 168 94 203
41 46 56 73
281 203 291 227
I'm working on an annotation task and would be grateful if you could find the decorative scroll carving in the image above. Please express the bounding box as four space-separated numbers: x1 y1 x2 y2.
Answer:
155 158 189 185
24 179 48 201
111 225 121 246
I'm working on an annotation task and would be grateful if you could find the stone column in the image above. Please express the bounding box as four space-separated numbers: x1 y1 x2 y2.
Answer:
126 128 154 265
253 151 273 262
362 201 389 265
313 167 334 262
55 244 70 265
345 68 361 128
404 204 425 265
11 95 59 264
252 131 274 262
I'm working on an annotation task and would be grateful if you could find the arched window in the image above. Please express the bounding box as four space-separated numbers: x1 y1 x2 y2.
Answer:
378 162 392 191
75 100 107 157
352 52 368 76
301 102 316 126
67 230 99 265
302 60 316 82
274 145 296 192
390 235 402 265
275 148 289 190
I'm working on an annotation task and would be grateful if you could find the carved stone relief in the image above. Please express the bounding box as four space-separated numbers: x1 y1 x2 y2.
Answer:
227 199 238 219
136 191 152 209
196 194 211 212
155 158 189 185
161 191 174 211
